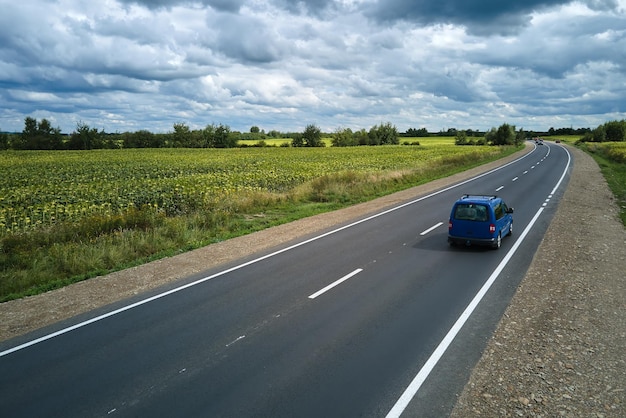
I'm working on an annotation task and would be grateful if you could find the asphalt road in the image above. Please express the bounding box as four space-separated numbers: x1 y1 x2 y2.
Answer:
0 142 572 418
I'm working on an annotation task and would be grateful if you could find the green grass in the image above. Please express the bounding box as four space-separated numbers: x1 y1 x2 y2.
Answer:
0 144 521 302
578 142 626 226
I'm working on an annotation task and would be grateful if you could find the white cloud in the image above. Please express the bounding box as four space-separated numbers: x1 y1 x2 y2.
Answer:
0 0 624 134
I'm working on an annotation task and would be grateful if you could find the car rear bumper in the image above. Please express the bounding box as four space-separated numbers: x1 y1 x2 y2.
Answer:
448 235 496 246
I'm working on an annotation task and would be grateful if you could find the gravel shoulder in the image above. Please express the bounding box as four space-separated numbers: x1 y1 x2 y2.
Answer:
2 145 624 416
450 146 626 417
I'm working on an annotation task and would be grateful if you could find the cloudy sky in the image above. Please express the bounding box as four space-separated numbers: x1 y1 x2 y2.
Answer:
1 0 625 134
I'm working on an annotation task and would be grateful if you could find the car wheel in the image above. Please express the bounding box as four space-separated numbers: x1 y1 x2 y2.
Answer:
507 223 513 236
493 233 501 249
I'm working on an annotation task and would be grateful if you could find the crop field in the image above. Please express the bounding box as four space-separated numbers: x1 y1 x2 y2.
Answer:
599 142 626 163
238 136 457 148
1 144 501 235
1 143 520 300
579 141 626 163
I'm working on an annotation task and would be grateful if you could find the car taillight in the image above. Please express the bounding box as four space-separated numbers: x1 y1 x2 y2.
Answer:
489 224 496 233
449 220 453 230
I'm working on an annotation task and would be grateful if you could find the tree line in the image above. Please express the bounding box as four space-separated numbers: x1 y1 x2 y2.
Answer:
455 123 528 146
578 120 626 143
0 119 400 150
1 117 621 151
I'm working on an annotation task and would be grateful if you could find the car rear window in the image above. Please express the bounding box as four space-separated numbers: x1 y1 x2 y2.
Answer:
453 204 489 222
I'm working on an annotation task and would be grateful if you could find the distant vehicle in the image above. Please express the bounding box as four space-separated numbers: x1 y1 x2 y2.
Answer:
448 195 514 249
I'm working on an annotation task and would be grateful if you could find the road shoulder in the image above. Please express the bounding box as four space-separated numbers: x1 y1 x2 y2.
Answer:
450 146 626 417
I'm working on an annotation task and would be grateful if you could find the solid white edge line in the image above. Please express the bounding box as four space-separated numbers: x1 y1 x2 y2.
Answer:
308 269 363 299
550 145 571 195
420 222 443 236
385 207 544 418
1 148 537 358
385 145 572 418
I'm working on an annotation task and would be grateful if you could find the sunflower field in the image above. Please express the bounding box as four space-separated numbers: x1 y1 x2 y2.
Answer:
0 144 508 236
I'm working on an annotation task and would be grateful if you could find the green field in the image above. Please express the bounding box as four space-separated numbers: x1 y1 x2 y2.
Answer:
1 143 520 301
0 139 472 235
238 138 293 147
238 136 457 148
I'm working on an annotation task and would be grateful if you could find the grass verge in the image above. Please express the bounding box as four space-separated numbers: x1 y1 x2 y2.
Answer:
577 143 626 226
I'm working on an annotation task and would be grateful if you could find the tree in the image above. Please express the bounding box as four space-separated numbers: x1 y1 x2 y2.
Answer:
368 122 399 145
23 116 38 138
0 131 8 150
250 126 260 134
515 128 526 146
604 120 626 142
123 130 155 148
405 127 429 137
213 124 235 148
355 129 369 146
201 124 215 148
300 124 324 147
592 126 606 142
484 127 496 144
172 123 192 147
367 126 380 145
332 127 356 147
202 123 236 148
455 130 469 145
20 117 62 149
67 122 103 150
487 123 516 145
379 122 399 145
291 133 304 147
268 130 281 138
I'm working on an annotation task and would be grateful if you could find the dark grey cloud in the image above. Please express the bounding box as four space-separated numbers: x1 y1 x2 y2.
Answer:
364 0 609 35
274 0 337 15
470 13 626 79
116 0 245 12
586 0 620 10
213 14 285 63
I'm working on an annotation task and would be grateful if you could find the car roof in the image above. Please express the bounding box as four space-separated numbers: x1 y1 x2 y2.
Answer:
454 194 500 205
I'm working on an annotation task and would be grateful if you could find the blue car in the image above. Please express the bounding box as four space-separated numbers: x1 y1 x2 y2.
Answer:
448 195 514 249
